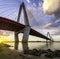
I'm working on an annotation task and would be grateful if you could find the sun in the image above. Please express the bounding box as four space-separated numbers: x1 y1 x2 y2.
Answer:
0 40 2 43
0 36 6 43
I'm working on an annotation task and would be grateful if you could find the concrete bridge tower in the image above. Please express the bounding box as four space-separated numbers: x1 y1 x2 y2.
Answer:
15 2 30 52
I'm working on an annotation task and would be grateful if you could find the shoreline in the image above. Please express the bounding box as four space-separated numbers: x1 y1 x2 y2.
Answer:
0 43 60 59
3 41 60 43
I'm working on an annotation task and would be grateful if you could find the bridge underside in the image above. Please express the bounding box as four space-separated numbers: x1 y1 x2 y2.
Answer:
0 17 50 40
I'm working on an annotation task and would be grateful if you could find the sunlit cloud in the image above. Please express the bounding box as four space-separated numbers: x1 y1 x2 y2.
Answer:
43 0 60 15
43 0 60 20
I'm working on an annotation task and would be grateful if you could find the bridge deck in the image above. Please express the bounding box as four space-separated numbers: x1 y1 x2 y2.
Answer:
0 17 51 40
0 17 25 31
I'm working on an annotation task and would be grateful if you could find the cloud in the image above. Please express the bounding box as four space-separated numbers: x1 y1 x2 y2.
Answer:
43 0 60 19
40 23 52 28
43 0 60 15
27 0 30 3
0 30 13 36
32 27 60 35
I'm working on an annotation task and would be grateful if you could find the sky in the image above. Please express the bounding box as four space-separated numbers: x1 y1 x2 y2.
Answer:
0 0 60 41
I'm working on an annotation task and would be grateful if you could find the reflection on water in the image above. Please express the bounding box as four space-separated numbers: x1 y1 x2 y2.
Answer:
6 42 60 52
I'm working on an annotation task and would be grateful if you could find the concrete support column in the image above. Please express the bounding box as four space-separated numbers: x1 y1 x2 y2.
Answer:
22 26 30 53
14 32 19 50
16 2 30 53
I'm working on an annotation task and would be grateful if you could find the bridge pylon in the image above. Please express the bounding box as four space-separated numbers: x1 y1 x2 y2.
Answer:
46 32 54 48
14 2 30 53
47 32 54 42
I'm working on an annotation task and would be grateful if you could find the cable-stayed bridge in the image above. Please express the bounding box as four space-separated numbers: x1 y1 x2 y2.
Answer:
0 2 51 53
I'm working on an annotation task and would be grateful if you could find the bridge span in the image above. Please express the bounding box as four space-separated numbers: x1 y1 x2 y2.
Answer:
0 17 51 40
0 2 51 52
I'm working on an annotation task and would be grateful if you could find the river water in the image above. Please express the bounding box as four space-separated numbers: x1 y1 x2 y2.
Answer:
6 42 60 52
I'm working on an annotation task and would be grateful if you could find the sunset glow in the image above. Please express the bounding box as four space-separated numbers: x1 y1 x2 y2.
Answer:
0 40 2 43
0 36 6 43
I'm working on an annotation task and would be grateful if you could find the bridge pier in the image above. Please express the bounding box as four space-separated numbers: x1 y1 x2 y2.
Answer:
17 2 30 53
14 32 19 50
22 26 30 53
